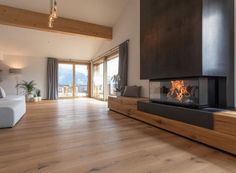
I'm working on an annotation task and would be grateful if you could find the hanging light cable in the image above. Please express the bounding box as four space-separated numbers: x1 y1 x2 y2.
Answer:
48 0 58 28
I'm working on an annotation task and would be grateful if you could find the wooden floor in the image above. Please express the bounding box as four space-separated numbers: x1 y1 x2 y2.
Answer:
0 99 235 173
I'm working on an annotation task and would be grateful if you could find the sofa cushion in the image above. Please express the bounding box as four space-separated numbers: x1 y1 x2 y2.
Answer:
123 86 141 98
0 95 26 128
0 87 6 98
1 95 25 102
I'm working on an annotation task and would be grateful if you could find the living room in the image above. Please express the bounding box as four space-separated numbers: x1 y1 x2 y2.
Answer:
0 0 235 172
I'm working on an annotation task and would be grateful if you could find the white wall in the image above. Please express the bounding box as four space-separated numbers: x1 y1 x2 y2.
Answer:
0 55 47 98
95 0 149 97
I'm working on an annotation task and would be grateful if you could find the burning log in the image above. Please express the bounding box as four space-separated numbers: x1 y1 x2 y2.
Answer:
167 80 190 102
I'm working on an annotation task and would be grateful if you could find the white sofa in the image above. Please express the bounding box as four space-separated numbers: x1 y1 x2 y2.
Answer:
0 95 26 128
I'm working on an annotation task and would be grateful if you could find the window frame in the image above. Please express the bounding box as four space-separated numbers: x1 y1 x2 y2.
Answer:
58 60 91 99
92 51 119 101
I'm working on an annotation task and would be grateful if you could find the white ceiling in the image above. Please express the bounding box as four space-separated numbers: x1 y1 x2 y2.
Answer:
0 0 129 27
0 24 105 60
0 0 129 60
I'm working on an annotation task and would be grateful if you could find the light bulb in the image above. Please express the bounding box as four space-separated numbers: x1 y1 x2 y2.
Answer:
48 16 54 28
48 21 53 28
52 7 58 18
48 0 58 28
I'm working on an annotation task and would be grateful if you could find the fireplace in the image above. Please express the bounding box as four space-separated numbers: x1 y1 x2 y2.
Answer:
138 0 234 129
140 0 234 108
138 77 227 129
149 77 222 109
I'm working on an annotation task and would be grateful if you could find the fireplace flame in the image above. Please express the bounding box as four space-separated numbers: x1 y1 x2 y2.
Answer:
167 80 190 102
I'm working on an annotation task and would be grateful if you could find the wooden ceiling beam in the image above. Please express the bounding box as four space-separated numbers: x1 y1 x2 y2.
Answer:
0 4 112 39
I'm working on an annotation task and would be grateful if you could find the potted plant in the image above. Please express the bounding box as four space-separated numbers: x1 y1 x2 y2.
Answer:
33 93 38 102
36 89 42 101
111 74 122 96
16 80 36 102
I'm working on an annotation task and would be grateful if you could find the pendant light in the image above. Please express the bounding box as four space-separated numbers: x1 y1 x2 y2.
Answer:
48 0 58 28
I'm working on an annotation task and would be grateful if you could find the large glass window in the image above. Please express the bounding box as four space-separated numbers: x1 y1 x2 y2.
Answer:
107 57 119 96
58 63 73 98
93 63 104 100
58 62 89 98
75 65 88 97
92 53 119 100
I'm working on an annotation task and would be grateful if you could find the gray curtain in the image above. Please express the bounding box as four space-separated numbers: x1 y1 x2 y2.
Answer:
118 41 129 93
47 58 58 100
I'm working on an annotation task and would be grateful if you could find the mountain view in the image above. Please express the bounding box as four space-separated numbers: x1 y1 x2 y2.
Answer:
58 67 88 86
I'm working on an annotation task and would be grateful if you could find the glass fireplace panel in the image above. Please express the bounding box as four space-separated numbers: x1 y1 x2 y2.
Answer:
150 78 209 108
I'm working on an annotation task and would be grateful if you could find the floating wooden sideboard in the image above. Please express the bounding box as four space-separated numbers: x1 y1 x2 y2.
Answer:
108 96 236 155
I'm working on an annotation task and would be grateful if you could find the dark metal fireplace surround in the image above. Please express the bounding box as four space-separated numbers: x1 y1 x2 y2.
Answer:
139 0 235 129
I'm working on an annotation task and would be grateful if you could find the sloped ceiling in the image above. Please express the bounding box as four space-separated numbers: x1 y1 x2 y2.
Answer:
0 0 129 60
0 24 105 60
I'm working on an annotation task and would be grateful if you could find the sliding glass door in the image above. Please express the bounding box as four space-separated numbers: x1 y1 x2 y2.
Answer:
58 63 73 98
92 53 119 100
93 63 104 100
58 62 89 98
107 57 119 96
75 64 88 97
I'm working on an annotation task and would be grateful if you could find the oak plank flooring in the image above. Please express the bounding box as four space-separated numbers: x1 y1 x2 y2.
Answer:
0 98 235 173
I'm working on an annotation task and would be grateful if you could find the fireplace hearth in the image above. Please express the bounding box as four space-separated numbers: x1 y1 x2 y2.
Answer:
137 77 226 129
137 101 216 129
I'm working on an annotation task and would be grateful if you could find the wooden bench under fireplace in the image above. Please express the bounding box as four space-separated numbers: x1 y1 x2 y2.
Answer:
108 96 236 155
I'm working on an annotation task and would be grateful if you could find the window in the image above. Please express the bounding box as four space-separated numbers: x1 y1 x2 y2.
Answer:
92 52 119 100
58 62 89 98
75 64 88 97
107 57 119 96
93 63 104 100
58 63 73 98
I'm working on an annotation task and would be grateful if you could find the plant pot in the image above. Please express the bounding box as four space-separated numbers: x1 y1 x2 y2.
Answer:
33 97 39 102
26 94 34 102
38 97 42 102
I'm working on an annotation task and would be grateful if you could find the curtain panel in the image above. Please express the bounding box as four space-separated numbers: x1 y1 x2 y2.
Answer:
47 58 58 100
118 41 129 93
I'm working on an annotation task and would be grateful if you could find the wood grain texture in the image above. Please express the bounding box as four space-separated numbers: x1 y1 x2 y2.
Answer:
0 4 112 39
0 98 235 173
108 96 236 155
108 96 147 105
214 111 236 137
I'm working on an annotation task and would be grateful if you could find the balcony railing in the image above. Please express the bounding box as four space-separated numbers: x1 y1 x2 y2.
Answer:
58 85 88 97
